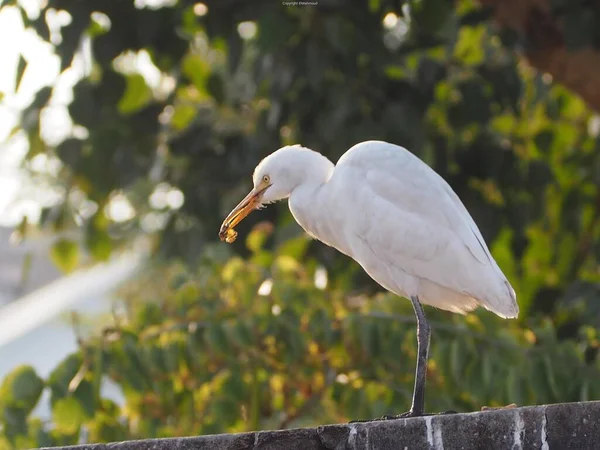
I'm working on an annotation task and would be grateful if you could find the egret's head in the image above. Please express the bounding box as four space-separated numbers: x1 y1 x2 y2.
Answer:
251 146 303 204
219 145 331 243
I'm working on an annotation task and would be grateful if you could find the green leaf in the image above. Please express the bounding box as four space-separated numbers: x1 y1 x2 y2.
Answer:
27 417 53 447
50 239 79 273
135 303 163 326
229 320 254 348
182 54 210 91
117 74 152 115
15 54 27 93
2 407 28 441
52 397 85 435
0 365 44 413
122 335 151 389
176 281 201 304
71 379 97 418
48 354 83 403
171 104 197 130
87 411 127 443
249 249 274 268
222 370 246 400
345 387 365 416
246 226 270 253
205 323 231 354
276 234 310 260
206 73 225 104
534 130 554 154
384 65 406 80
147 343 167 374
186 326 204 370
27 127 46 157
86 227 112 261
211 398 238 423
453 25 485 66
162 340 181 373
28 86 52 111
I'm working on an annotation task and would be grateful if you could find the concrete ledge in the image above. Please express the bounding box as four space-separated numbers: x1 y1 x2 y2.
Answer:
41 401 600 450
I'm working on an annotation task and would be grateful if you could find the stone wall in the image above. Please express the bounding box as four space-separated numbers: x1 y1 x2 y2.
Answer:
41 401 600 450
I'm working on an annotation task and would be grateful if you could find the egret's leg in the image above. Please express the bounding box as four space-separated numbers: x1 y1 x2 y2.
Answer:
405 295 430 416
349 296 455 422
385 296 459 419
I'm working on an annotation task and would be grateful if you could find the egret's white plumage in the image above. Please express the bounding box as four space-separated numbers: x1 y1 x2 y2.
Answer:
250 140 518 319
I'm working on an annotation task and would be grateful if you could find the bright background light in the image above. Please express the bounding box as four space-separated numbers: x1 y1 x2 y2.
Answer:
0 3 70 227
0 1 173 227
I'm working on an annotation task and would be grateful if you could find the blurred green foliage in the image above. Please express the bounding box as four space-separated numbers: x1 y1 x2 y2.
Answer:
1 0 600 446
2 231 600 447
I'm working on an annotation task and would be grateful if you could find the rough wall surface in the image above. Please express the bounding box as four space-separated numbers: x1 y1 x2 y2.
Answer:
41 401 600 450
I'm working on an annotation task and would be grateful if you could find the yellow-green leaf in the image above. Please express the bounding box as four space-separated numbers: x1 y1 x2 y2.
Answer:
86 228 112 261
182 54 210 91
50 239 79 273
453 25 485 66
52 397 85 435
171 104 197 130
117 74 152 115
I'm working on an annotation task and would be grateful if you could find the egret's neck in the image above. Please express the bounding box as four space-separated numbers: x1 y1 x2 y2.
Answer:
289 151 334 195
287 152 336 245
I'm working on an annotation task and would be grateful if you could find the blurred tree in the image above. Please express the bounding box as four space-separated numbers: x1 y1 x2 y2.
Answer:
0 0 600 445
4 0 597 322
1 236 599 447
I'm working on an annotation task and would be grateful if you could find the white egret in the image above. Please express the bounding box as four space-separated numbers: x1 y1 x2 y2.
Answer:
219 140 518 419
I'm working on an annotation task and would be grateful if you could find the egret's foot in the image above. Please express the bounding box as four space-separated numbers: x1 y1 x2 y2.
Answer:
481 403 517 411
349 410 457 423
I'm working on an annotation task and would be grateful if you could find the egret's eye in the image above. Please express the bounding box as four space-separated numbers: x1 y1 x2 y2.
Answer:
263 175 270 184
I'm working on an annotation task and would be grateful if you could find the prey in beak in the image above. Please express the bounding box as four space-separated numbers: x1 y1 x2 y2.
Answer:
219 182 270 243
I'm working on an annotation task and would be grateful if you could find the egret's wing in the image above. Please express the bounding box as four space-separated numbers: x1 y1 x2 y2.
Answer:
338 141 492 265
369 156 492 265
333 141 517 317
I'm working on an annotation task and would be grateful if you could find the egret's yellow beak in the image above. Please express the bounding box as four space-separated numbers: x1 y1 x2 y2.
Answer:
219 183 269 243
